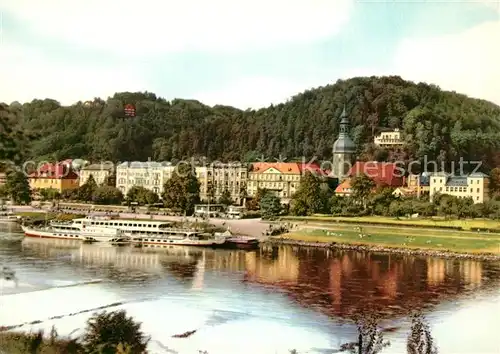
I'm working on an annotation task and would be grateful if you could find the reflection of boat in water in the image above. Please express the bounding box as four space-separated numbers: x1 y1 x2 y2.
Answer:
21 238 198 271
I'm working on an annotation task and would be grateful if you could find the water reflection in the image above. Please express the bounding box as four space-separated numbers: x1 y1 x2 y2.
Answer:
245 245 500 320
8 236 500 324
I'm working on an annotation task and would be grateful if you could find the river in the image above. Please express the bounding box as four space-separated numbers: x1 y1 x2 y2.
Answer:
1 222 499 354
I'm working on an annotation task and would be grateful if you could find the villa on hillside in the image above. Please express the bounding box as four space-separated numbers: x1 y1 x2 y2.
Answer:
373 129 404 148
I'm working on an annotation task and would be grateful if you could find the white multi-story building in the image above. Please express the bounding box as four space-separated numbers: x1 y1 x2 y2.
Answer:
196 162 248 204
116 161 175 197
79 163 114 187
429 172 489 204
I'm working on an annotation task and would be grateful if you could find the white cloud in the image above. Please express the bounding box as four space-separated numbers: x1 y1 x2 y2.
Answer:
2 0 353 56
194 76 327 109
392 19 500 105
338 16 500 106
0 42 148 105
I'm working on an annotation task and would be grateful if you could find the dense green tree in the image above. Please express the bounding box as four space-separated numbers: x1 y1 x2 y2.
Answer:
162 164 200 215
0 103 30 165
4 171 31 204
260 193 282 220
40 188 61 201
489 167 500 197
290 171 326 216
3 77 500 170
92 186 124 205
206 182 215 203
104 173 116 186
247 187 268 211
0 184 8 199
81 310 149 354
219 188 233 206
77 175 98 201
126 186 159 205
239 182 248 206
61 188 78 200
351 175 376 209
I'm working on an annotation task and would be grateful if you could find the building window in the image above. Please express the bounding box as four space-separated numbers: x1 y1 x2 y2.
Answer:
477 188 480 193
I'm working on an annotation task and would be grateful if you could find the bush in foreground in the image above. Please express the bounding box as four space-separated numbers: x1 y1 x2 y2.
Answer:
82 310 149 354
0 310 149 354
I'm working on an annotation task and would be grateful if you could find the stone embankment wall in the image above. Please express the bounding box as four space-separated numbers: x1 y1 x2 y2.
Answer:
264 237 500 261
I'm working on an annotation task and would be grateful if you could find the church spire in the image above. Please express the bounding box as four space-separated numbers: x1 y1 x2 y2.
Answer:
339 104 349 135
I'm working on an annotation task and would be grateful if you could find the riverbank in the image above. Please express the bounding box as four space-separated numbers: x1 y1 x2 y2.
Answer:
282 215 500 232
266 231 500 261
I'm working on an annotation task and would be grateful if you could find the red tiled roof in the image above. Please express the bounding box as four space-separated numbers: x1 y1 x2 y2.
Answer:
298 163 331 176
251 162 331 176
251 162 300 174
29 160 78 179
347 161 404 187
335 179 352 194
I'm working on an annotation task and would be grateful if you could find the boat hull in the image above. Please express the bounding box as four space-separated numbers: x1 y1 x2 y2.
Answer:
223 237 260 250
22 226 85 241
132 238 226 247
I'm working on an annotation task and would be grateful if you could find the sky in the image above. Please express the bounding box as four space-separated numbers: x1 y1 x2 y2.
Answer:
1 0 499 109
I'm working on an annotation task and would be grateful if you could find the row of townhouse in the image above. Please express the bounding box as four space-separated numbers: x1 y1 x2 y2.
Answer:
334 161 490 204
114 161 327 204
25 159 491 205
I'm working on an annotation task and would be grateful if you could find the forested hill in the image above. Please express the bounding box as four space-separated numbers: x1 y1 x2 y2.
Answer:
2 75 500 169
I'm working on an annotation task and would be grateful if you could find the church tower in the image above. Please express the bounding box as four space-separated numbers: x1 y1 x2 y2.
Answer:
332 104 356 180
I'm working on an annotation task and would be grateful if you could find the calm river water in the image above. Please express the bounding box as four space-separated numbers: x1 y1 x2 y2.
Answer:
1 222 499 354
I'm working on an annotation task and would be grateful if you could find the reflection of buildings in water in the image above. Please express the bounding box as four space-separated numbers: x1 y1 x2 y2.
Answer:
245 246 299 283
426 257 483 288
242 246 495 320
427 258 446 286
209 250 247 272
460 260 482 288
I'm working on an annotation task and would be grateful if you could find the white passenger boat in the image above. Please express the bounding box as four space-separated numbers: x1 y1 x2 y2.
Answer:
21 222 130 243
45 215 227 247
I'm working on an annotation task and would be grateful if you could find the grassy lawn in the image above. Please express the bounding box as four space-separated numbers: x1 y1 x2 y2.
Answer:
282 228 500 255
282 215 500 231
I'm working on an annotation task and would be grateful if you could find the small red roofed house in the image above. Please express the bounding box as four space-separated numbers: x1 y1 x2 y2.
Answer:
29 159 79 194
